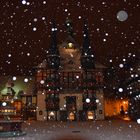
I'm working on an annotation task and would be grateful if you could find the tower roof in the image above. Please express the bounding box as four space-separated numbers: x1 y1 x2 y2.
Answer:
36 19 106 70
47 20 59 55
82 21 94 56
65 19 74 37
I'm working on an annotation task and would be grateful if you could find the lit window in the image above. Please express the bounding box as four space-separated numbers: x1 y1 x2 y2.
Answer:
67 43 74 49
87 111 94 120
48 111 55 120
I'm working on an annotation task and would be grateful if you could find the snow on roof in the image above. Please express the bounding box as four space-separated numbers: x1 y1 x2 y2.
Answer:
95 62 107 69
36 60 47 69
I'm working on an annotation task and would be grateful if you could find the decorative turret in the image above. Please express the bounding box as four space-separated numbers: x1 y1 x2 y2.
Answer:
65 19 74 37
46 20 60 69
81 21 95 69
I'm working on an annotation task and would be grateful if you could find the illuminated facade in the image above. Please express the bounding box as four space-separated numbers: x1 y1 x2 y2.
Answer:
35 20 106 121
104 98 129 118
0 20 135 121
0 76 36 120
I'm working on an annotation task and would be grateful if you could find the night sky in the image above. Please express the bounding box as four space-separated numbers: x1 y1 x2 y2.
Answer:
0 0 140 78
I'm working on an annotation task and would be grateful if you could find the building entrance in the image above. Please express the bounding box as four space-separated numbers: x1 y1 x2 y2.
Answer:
66 96 77 121
66 96 76 111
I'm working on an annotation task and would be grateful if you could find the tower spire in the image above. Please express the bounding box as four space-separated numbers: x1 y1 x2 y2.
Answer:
48 20 59 55
82 20 90 54
65 19 73 37
46 20 60 69
81 20 95 69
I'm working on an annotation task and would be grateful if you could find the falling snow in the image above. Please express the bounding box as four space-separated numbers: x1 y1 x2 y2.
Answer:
0 1 140 139
117 10 128 21
0 0 139 76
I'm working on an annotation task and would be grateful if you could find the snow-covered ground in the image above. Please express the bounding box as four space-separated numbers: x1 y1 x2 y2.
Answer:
1 119 140 140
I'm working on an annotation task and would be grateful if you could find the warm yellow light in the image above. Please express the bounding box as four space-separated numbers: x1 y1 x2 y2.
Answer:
11 100 14 103
87 111 94 120
69 112 75 120
123 101 126 104
88 116 94 120
49 111 55 116
68 43 73 48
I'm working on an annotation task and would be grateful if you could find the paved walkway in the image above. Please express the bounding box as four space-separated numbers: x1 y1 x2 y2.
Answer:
1 120 140 140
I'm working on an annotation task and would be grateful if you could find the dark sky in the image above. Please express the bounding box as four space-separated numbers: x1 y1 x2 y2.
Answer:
0 0 140 76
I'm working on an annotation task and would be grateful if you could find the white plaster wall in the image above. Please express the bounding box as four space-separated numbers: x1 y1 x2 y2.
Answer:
57 111 60 121
59 94 66 110
95 90 105 120
37 90 47 121
77 94 83 110
21 97 26 104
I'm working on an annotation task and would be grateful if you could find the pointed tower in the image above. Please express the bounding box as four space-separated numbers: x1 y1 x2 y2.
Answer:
65 19 74 37
81 21 95 69
58 19 81 70
41 20 60 121
46 20 60 69
35 19 105 121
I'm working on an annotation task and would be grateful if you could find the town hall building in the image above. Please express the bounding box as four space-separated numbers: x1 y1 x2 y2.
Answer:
34 20 106 121
0 20 131 121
